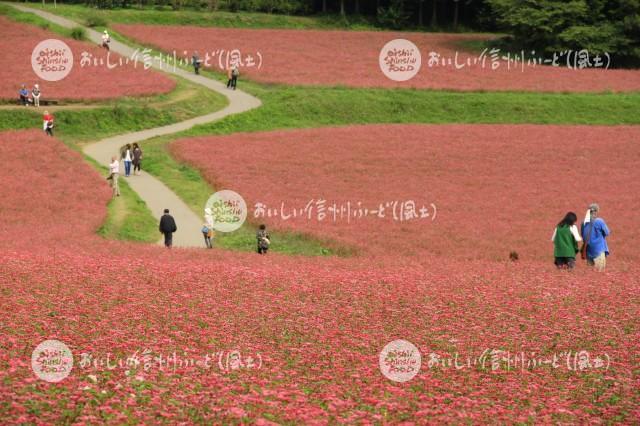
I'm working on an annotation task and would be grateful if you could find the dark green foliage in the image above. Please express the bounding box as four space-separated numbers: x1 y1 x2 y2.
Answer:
85 14 108 26
70 26 86 39
376 0 410 29
487 0 640 67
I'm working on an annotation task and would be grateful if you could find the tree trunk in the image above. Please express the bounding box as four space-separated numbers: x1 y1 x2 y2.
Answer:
431 0 437 27
355 0 360 14
453 0 459 29
340 0 345 16
418 0 424 26
322 0 327 13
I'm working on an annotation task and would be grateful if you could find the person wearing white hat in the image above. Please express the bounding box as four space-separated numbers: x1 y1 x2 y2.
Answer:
108 156 120 198
32 84 41 108
581 203 610 271
204 207 213 228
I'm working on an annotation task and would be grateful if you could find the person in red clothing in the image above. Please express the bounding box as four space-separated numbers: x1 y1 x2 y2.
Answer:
42 111 54 136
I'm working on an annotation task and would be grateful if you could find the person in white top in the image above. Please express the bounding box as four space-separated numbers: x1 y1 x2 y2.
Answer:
107 156 120 198
32 84 41 108
122 144 132 177
102 30 111 50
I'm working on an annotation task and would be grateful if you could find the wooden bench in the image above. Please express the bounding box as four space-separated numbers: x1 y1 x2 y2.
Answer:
16 99 59 106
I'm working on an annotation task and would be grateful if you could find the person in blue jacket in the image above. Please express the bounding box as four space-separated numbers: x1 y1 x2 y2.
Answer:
19 84 30 105
581 203 610 271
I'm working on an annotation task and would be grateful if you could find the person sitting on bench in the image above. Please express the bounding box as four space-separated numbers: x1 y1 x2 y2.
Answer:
19 84 30 106
32 84 41 108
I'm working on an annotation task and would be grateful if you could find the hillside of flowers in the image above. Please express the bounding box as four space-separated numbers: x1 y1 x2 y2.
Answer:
114 23 640 93
1 130 639 423
0 16 175 101
171 124 640 263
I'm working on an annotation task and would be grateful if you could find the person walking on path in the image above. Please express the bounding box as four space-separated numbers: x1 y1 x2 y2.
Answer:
159 209 177 248
192 51 201 75
19 84 30 106
43 111 54 136
42 110 52 131
201 223 214 249
551 212 582 270
102 30 111 50
256 224 270 254
226 65 233 89
230 64 239 90
32 84 41 108
122 144 133 177
107 156 120 198
45 118 54 136
132 143 142 175
581 203 610 271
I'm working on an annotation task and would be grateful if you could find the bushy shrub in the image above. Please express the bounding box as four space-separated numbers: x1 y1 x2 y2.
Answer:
70 26 86 40
85 15 108 27
376 0 409 30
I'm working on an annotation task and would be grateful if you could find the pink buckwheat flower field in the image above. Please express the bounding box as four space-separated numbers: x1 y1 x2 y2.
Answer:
171 124 640 262
1 0 640 422
114 24 640 92
0 16 175 101
1 127 639 422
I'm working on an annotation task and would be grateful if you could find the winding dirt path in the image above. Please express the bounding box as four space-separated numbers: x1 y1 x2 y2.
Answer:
10 3 262 247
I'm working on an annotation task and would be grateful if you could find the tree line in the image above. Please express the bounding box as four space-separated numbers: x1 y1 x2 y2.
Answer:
60 0 493 30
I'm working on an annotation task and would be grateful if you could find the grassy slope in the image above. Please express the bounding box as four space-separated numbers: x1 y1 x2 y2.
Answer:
97 178 160 243
196 82 640 134
0 78 228 145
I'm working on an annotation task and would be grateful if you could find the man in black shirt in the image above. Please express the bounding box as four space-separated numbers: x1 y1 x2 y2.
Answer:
159 209 177 248
192 51 201 75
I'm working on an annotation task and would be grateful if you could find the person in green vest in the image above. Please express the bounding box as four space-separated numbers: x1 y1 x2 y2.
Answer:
551 212 583 269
